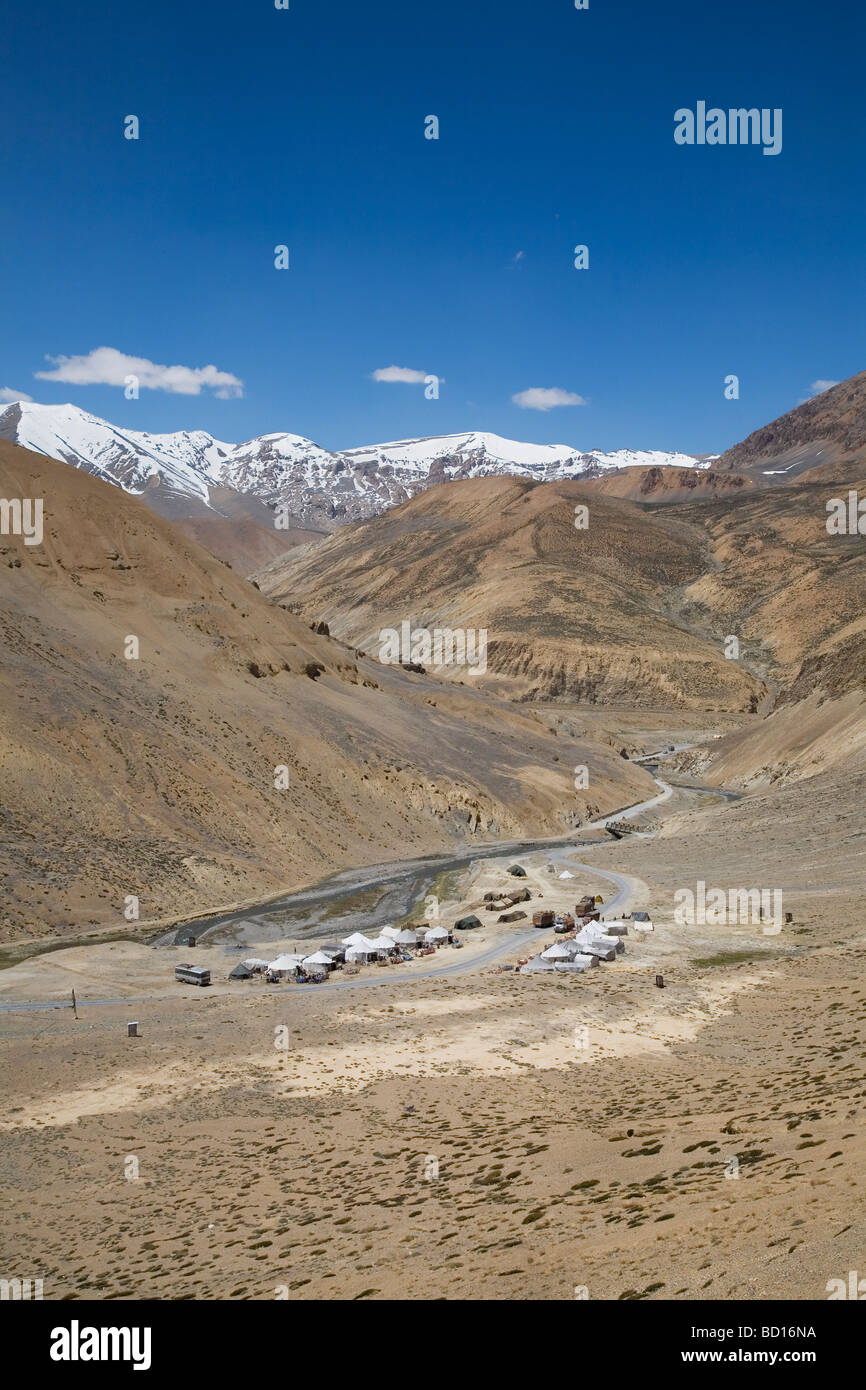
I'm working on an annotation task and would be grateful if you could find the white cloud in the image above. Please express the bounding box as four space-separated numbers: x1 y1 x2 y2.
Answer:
807 379 839 397
372 365 431 384
0 387 33 404
34 346 244 398
512 250 525 262
512 386 586 412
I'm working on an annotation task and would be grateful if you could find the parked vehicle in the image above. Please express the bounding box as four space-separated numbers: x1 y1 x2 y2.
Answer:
174 963 211 986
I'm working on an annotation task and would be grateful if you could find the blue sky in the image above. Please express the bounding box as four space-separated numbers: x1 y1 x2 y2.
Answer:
2 0 863 454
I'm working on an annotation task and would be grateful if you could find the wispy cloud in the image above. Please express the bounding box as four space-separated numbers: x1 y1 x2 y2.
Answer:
512 386 586 412
34 346 244 398
371 365 435 384
797 378 840 404
0 387 33 404
512 250 525 263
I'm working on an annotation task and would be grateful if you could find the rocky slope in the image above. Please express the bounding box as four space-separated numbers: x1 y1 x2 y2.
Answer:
0 439 654 941
256 475 768 712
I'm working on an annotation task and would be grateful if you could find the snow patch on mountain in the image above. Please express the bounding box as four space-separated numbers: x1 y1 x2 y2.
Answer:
0 401 711 529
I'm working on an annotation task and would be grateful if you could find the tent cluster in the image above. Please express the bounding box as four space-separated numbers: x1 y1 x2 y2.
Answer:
227 923 456 984
519 914 633 975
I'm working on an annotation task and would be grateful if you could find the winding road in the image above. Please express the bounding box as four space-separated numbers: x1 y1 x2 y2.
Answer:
0 772 717 1014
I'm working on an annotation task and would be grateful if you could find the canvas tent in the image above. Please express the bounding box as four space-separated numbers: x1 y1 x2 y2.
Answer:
425 925 450 944
302 950 336 970
395 929 421 947
541 942 574 961
268 953 306 979
229 962 253 980
519 957 556 974
242 958 271 973
454 915 482 931
508 865 527 877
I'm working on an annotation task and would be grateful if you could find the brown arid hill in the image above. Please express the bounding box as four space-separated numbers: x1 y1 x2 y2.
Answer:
658 477 866 785
583 465 754 505
0 439 655 943
172 515 324 576
256 474 767 712
715 369 866 475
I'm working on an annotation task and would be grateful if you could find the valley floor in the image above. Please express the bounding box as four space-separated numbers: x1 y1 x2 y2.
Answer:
1 746 863 1302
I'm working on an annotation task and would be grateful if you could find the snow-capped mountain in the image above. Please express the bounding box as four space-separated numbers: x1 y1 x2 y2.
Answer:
342 430 708 480
0 401 711 530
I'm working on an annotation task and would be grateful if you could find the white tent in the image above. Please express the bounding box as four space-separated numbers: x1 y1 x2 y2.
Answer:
602 920 629 936
541 942 574 960
302 950 336 969
380 926 402 940
345 946 376 963
558 870 574 879
268 953 306 978
425 926 450 944
342 932 384 951
519 958 556 974
581 941 616 961
242 958 271 973
394 929 421 946
367 934 398 952
572 951 599 968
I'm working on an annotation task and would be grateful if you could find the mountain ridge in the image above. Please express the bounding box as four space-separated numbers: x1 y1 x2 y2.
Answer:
0 399 711 533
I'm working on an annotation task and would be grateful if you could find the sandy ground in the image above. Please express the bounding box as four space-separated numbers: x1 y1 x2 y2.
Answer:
1 772 864 1302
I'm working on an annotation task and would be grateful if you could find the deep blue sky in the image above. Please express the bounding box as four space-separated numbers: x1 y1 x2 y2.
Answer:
1 0 863 453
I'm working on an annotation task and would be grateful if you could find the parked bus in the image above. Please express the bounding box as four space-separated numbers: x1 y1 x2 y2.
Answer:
174 963 211 986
